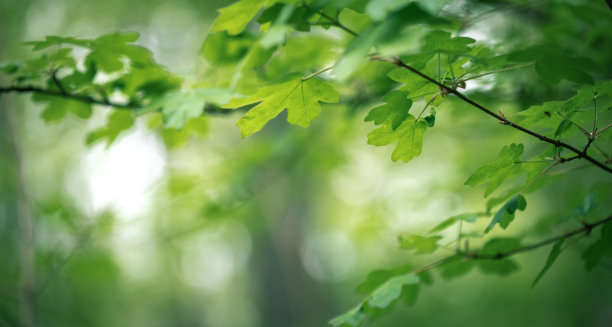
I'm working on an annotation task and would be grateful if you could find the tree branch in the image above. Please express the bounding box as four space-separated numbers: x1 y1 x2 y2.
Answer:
315 10 612 174
0 85 230 115
390 58 612 174
406 214 612 281
464 215 612 260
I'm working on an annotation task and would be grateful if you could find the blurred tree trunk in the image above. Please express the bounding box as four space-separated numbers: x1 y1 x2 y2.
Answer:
2 98 35 327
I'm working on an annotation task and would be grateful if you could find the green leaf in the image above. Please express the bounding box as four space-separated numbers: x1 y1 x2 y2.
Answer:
422 30 475 54
367 116 428 162
485 195 527 233
602 221 612 250
33 94 92 123
531 238 564 288
355 264 413 294
429 213 478 234
85 32 152 73
424 107 436 127
86 111 135 146
329 303 365 327
440 258 475 280
333 4 441 81
211 0 267 35
509 46 594 84
143 88 231 129
24 35 89 50
201 32 255 65
0 61 24 74
429 217 457 234
478 259 519 276
398 235 441 254
464 143 524 197
517 101 564 133
364 90 412 129
582 240 605 271
222 74 339 137
479 237 522 255
367 273 419 309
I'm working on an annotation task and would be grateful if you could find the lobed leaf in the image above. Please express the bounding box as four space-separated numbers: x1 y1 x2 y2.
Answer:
222 74 339 137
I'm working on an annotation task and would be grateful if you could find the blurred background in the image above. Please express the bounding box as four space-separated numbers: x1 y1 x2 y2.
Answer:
1 0 612 326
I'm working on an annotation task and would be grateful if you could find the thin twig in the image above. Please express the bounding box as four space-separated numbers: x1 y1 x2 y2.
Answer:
462 63 534 81
596 122 612 136
517 160 559 195
557 112 590 136
464 215 612 260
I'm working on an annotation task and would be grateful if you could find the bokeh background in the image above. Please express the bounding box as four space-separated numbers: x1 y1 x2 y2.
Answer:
1 0 612 326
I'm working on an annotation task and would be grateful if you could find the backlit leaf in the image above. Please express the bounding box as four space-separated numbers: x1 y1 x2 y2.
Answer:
222 74 339 137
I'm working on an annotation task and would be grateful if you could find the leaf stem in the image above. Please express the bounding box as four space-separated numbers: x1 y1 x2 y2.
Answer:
596 122 612 136
462 63 534 82
517 160 559 195
302 66 334 81
557 112 590 136
593 92 598 134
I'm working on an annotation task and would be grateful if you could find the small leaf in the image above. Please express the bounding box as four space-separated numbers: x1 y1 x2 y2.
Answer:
429 217 457 234
211 0 267 35
479 237 522 255
440 258 475 280
422 30 475 54
531 238 564 288
86 111 135 146
364 90 412 130
465 143 524 197
582 240 605 271
329 304 365 327
367 116 428 162
478 259 519 276
398 235 441 254
484 195 527 233
367 273 419 309
33 94 92 123
601 221 612 250
429 213 478 235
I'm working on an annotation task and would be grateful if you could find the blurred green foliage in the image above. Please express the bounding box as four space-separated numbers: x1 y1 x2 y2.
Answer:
1 0 612 327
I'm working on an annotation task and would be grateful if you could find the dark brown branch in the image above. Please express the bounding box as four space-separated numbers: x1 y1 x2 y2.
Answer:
0 85 136 109
391 59 612 174
0 85 230 115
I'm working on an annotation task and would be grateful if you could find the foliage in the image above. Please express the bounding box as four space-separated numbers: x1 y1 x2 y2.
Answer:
1 0 612 326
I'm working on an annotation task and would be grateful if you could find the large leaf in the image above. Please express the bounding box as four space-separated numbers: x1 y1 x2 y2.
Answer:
222 74 339 137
